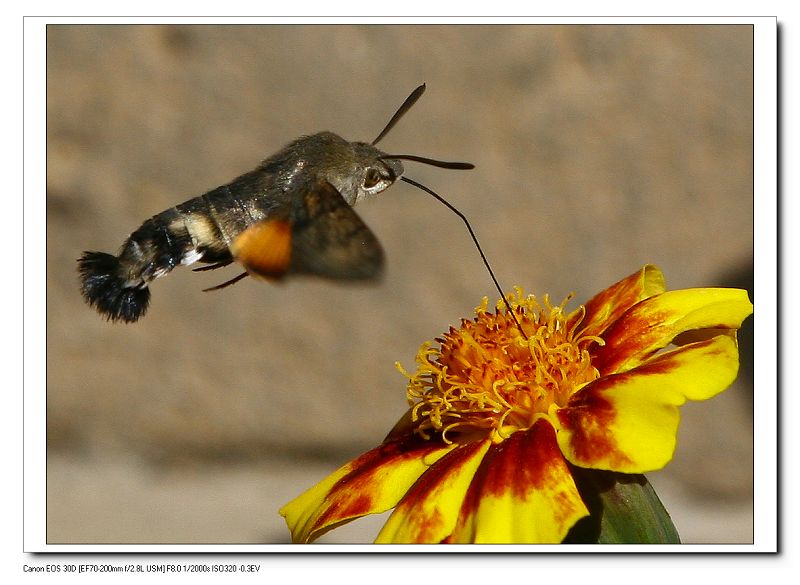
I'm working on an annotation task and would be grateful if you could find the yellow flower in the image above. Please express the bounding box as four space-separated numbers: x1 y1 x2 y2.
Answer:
280 265 753 544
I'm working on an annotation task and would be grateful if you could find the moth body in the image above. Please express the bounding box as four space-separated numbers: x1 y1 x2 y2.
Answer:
78 84 472 324
78 132 402 323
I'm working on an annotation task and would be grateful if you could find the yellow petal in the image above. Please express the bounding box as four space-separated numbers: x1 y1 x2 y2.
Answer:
592 287 753 375
449 420 589 543
375 439 492 543
574 265 666 339
280 435 455 543
556 334 741 473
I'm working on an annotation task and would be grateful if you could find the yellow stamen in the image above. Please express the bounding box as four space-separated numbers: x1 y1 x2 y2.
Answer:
403 289 603 444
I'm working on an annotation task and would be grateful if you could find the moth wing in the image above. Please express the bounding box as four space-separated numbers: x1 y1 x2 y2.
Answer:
290 181 385 280
231 182 384 281
230 219 293 279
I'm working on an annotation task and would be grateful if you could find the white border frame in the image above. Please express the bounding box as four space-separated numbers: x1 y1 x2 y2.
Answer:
22 15 777 557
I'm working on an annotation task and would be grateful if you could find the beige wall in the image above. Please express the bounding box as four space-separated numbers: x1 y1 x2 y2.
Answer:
46 24 754 544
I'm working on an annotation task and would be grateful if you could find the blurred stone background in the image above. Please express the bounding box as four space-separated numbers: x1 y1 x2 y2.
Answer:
46 24 754 544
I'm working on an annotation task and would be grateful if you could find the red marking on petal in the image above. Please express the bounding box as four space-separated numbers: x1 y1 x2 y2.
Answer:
557 387 633 468
449 422 588 542
590 288 749 375
575 266 664 339
386 440 489 542
401 440 487 499
589 306 673 375
594 336 729 392
321 493 374 521
315 434 444 525
460 421 564 513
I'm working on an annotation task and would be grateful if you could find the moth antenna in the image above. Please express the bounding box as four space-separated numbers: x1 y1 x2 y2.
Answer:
400 176 528 341
379 154 474 170
372 84 427 146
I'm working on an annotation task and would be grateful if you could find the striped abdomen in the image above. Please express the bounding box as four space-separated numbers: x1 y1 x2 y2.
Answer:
78 170 279 323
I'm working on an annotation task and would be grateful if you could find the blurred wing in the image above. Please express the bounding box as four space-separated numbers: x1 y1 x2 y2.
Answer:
231 181 384 281
290 181 385 279
231 219 293 278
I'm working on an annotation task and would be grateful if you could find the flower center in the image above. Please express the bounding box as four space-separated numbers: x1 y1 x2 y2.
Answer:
400 288 602 444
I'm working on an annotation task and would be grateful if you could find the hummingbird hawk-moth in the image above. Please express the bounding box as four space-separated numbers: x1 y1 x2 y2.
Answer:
77 84 481 323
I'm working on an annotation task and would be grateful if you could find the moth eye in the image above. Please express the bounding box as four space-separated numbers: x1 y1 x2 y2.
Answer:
363 168 382 189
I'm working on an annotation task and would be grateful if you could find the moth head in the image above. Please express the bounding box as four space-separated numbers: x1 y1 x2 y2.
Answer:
316 139 403 206
353 143 405 203
299 85 473 207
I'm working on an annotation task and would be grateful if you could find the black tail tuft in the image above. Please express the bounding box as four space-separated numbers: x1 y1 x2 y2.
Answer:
78 251 151 323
